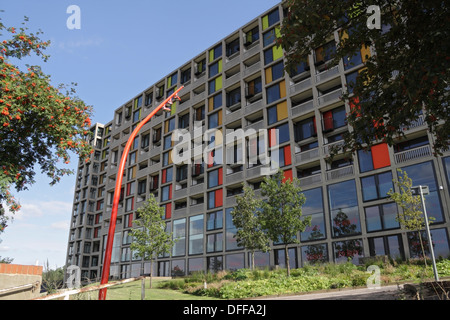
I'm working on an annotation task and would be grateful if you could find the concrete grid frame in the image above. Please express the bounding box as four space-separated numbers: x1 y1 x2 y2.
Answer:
65 2 450 283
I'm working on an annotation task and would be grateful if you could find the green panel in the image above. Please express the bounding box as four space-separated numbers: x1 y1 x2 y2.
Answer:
168 77 172 88
209 49 214 62
275 26 281 39
272 45 283 61
262 15 269 30
215 76 222 91
218 59 223 73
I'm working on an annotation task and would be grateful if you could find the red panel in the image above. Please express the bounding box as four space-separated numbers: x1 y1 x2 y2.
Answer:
128 213 133 227
208 151 214 168
282 169 293 183
283 145 292 166
169 184 172 200
269 128 277 147
166 203 172 219
372 143 391 169
323 111 333 131
215 189 223 207
162 169 167 184
218 168 223 185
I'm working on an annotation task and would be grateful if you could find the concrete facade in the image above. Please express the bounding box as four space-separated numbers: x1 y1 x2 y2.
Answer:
65 2 450 283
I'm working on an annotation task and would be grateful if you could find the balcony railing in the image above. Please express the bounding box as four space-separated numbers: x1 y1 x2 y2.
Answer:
315 65 340 83
299 173 322 187
292 100 314 117
323 140 346 155
289 77 312 95
295 148 319 164
399 114 426 132
326 165 354 181
318 88 342 106
394 145 431 164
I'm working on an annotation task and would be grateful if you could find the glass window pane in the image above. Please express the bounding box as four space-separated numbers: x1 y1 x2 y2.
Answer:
377 171 393 199
358 149 373 173
361 176 377 202
382 202 399 230
365 206 382 232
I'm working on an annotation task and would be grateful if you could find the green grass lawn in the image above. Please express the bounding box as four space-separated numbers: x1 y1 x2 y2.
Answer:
71 278 221 300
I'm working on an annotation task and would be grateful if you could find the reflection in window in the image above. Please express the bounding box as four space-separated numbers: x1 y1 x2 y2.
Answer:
171 259 185 277
207 256 223 273
189 215 204 255
368 235 404 260
365 203 399 232
301 188 326 242
328 180 361 237
407 228 450 259
274 248 297 269
333 239 363 264
401 161 443 223
301 244 328 265
172 218 186 257
226 253 245 271
361 171 393 202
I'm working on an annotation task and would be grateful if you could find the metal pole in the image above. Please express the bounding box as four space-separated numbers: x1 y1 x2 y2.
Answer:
419 185 439 282
98 86 184 300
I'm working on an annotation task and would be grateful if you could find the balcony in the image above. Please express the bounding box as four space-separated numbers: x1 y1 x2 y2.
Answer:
289 77 312 96
318 88 342 106
295 148 320 164
394 145 431 164
299 173 322 187
399 114 426 132
292 100 314 117
326 165 354 181
315 65 340 83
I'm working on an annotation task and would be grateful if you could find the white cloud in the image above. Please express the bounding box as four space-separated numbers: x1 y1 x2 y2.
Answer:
50 221 69 231
8 200 72 221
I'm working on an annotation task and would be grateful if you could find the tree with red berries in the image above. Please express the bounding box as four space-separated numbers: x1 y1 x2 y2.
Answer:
0 16 93 226
280 0 449 156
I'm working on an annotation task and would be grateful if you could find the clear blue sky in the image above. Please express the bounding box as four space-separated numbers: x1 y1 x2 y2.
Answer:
0 0 281 268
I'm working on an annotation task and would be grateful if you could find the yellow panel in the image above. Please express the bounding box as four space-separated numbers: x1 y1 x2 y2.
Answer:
272 45 283 61
169 150 173 164
164 120 169 134
277 101 288 121
279 80 286 98
209 49 214 62
218 110 222 126
208 97 214 112
262 15 269 30
215 128 223 146
265 68 272 84
361 45 371 62
215 75 223 91
218 59 222 73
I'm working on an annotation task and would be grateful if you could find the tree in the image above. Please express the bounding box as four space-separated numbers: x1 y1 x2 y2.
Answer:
260 170 311 276
130 195 175 290
388 169 434 266
280 0 449 157
0 16 93 217
231 185 270 270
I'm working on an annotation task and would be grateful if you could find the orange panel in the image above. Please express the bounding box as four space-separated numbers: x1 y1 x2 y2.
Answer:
282 169 293 183
284 145 292 166
215 189 223 207
372 143 391 169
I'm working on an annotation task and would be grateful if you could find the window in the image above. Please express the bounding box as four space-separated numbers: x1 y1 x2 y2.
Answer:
181 68 191 84
209 44 222 61
361 171 393 202
322 106 346 131
301 188 326 242
226 38 240 57
315 41 336 65
145 92 153 106
262 8 280 30
209 59 222 78
176 164 188 182
126 181 135 196
163 134 172 150
365 203 399 232
264 45 283 65
161 185 172 202
207 189 223 209
209 93 222 112
162 151 172 166
207 256 223 273
333 239 363 264
267 101 287 125
401 161 444 223
165 118 175 134
408 228 450 260
226 87 241 108
172 219 186 257
368 235 404 259
328 180 361 238
141 133 150 149
245 77 262 98
225 207 241 251
189 215 204 255
207 210 223 230
208 168 223 188
294 117 316 142
125 197 134 212
301 244 328 265
208 110 222 129
226 253 245 271
274 248 297 269
167 72 178 88
394 136 429 153
178 113 189 129
269 122 290 146
133 109 141 123
194 105 205 122
195 58 206 75
266 80 286 104
444 156 450 190
207 233 223 253
343 50 363 70
345 71 359 94
244 26 259 46
162 167 173 184
263 26 280 47
357 143 391 173
137 180 146 195
289 60 310 78
208 76 223 94
265 61 284 84
270 145 291 169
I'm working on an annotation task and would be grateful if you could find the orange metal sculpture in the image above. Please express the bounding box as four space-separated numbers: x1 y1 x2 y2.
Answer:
98 86 184 300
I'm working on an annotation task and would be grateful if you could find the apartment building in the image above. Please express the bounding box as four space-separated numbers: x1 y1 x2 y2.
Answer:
65 2 450 282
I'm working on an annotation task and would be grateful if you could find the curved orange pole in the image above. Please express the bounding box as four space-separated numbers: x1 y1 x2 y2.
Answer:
98 86 184 300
